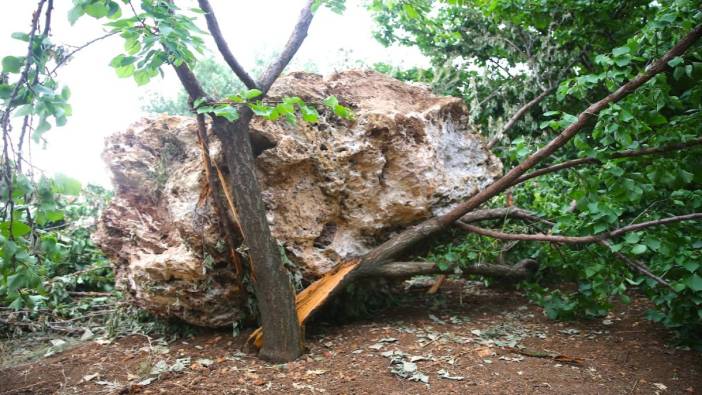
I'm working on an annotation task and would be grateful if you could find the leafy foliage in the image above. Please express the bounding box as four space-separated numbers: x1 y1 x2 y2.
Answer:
372 0 702 345
0 175 113 310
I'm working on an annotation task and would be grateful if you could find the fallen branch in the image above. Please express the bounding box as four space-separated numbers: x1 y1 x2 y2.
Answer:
458 214 694 288
503 346 585 365
248 24 702 350
456 212 702 244
514 136 702 184
363 259 538 280
460 207 555 226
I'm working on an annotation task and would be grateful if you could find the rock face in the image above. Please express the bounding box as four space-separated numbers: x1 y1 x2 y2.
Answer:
94 70 502 327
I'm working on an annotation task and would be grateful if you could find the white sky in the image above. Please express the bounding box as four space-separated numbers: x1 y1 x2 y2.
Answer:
1 0 427 187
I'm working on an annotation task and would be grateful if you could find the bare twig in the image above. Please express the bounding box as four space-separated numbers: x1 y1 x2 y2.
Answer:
50 32 119 75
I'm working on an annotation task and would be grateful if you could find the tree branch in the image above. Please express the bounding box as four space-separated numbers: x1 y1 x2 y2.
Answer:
514 136 702 184
257 0 315 93
197 0 258 90
486 86 555 149
362 259 538 280
359 24 702 268
596 240 672 289
247 24 702 351
460 207 555 226
173 63 208 100
456 212 702 243
50 32 119 75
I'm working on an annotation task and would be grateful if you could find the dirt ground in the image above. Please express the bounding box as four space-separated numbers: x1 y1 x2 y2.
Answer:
1 280 700 394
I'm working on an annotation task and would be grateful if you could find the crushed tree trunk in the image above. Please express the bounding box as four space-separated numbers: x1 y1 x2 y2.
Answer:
94 70 502 327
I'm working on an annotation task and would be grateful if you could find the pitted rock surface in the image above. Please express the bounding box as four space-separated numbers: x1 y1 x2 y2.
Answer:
94 70 502 326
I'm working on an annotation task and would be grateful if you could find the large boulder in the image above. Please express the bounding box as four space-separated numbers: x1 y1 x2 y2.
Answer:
94 70 502 327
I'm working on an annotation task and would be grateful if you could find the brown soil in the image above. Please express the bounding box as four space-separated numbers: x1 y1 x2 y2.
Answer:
1 281 700 394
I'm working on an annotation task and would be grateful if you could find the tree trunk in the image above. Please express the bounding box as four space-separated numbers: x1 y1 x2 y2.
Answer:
211 110 303 362
173 62 304 362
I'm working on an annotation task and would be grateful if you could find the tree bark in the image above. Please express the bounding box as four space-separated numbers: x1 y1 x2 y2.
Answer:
173 64 303 362
212 112 304 362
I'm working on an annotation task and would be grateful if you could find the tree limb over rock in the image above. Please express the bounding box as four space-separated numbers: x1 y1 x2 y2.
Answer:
247 23 702 351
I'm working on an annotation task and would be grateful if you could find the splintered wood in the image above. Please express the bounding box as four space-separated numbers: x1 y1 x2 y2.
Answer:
247 259 360 349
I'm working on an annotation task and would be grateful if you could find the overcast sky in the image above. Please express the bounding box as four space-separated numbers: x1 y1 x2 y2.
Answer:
1 0 426 187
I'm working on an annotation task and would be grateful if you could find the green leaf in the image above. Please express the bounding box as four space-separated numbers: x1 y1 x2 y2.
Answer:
0 220 32 238
244 89 263 100
300 105 319 123
333 104 352 119
11 32 30 42
213 105 239 122
193 97 206 108
612 46 630 57
614 56 631 67
403 3 419 18
114 64 134 78
667 56 684 68
323 95 339 108
61 86 71 100
84 2 109 18
682 262 700 273
0 84 11 100
196 105 215 114
631 244 647 255
133 69 152 86
2 56 22 73
248 103 273 117
34 118 51 137
687 274 702 292
623 232 640 244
